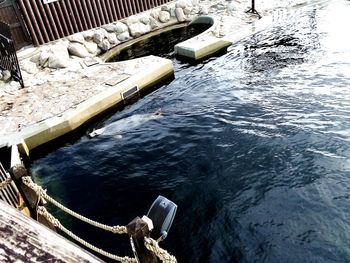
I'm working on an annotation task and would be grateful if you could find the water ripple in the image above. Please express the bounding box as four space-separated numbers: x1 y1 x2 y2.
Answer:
31 2 350 262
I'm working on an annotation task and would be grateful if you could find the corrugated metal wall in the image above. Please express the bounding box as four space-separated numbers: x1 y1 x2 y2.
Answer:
18 0 173 46
0 0 31 50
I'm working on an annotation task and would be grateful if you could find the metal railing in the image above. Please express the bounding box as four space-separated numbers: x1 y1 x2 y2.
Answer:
0 21 24 88
0 162 19 208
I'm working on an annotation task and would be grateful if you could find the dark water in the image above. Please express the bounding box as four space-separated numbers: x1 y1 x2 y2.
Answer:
107 23 211 62
31 2 350 262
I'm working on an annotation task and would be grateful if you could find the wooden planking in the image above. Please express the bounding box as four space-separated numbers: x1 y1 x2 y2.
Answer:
0 200 103 262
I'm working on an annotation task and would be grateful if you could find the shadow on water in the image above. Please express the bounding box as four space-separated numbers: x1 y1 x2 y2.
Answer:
107 24 212 62
28 24 212 161
30 2 350 263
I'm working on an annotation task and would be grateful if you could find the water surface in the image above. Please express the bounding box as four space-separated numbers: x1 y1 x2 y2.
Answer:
31 2 350 262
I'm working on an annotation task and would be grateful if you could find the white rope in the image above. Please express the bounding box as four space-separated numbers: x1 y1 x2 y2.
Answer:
38 206 136 263
0 177 12 190
22 176 127 234
23 176 177 262
144 237 177 263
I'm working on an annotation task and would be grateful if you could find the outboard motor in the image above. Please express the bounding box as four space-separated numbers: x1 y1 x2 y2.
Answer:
147 195 177 242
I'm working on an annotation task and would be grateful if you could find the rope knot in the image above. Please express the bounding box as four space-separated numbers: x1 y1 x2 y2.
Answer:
112 225 127 234
22 176 46 195
38 206 60 227
144 237 177 263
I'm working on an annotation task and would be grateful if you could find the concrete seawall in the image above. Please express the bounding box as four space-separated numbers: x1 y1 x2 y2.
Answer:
0 56 173 157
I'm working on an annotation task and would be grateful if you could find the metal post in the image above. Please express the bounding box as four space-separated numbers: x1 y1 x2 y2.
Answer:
8 164 54 229
127 217 157 263
246 0 261 19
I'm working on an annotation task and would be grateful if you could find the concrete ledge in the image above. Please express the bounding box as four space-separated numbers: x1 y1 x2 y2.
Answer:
175 35 231 61
175 16 232 61
101 22 188 62
1 56 173 156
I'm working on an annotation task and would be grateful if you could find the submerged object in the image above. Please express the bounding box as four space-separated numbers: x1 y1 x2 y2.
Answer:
147 195 177 242
89 110 162 138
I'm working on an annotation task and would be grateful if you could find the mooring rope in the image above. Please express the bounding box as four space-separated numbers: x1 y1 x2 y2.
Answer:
0 177 12 190
22 176 127 234
37 206 136 263
144 237 177 263
22 176 177 262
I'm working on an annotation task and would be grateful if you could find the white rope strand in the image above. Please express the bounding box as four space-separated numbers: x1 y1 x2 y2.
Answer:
22 176 127 234
38 206 136 263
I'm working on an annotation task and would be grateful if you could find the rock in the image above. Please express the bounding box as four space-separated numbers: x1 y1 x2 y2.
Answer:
67 33 85 44
149 16 159 29
93 30 104 44
30 53 41 65
47 42 70 68
83 30 94 41
58 39 70 49
93 29 108 44
183 6 192 15
150 10 160 20
68 42 90 58
102 23 117 32
169 7 176 17
84 41 98 54
227 3 236 12
124 16 139 26
199 6 209 15
191 6 200 15
95 47 102 56
115 22 128 33
216 4 226 10
9 81 19 88
107 33 118 45
98 39 110 51
2 70 11 83
48 54 68 69
117 31 130 42
20 60 39 74
161 5 170 12
129 22 151 38
101 28 109 38
175 8 186 22
176 0 192 9
139 16 150 25
158 11 170 23
39 51 50 67
0 71 3 80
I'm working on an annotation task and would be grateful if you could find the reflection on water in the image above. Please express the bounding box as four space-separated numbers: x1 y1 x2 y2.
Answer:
107 23 211 62
31 2 350 262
